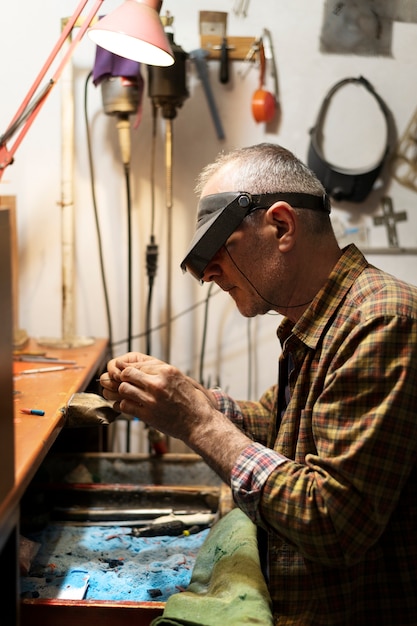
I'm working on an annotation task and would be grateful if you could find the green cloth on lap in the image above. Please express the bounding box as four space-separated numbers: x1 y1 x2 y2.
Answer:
151 507 274 626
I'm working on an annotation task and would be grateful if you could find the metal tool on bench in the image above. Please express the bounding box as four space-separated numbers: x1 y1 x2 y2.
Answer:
128 512 215 537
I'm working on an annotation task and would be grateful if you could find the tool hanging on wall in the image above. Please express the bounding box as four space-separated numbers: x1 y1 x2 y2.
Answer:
92 46 144 358
238 37 260 79
148 17 189 363
262 28 280 114
92 49 144 453
233 0 251 18
190 48 225 140
199 11 230 84
392 106 417 193
373 196 407 248
251 38 276 123
145 16 189 360
145 15 188 454
307 76 394 203
198 9 258 83
237 31 280 128
219 33 230 84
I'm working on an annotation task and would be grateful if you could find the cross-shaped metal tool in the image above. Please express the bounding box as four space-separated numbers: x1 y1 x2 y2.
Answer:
373 196 407 247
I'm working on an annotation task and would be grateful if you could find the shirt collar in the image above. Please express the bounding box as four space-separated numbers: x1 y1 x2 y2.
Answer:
278 244 368 351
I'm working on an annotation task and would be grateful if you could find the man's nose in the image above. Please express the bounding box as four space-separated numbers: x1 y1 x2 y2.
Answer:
201 250 223 282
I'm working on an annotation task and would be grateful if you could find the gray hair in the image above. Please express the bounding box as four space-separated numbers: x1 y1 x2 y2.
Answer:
195 143 332 234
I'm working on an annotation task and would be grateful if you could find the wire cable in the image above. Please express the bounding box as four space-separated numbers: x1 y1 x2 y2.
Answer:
84 71 114 355
164 118 173 363
199 282 214 384
123 162 133 352
247 318 253 399
145 103 159 355
111 286 221 350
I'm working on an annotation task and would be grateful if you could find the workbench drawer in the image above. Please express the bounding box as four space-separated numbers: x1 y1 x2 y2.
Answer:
20 453 226 626
21 599 165 626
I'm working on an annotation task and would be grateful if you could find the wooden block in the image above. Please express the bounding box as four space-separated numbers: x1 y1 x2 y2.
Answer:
200 34 258 61
0 196 28 348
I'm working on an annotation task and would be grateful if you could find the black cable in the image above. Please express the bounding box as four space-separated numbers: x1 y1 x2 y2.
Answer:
247 318 253 399
111 286 221 350
145 103 159 355
199 282 214 384
224 245 312 309
150 102 158 237
123 162 133 352
118 133 134 453
84 71 114 356
145 235 158 354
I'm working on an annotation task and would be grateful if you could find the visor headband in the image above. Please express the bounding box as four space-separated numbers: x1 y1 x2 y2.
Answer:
181 191 330 281
248 192 330 213
307 76 392 203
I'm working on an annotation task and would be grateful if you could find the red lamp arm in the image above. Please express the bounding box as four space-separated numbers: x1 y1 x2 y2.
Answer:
0 0 104 180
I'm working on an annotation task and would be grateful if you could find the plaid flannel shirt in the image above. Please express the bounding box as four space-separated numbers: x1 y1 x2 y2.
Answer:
212 244 417 625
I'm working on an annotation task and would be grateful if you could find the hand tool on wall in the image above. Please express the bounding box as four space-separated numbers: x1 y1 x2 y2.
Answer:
392 106 417 192
218 13 229 84
251 39 276 123
199 11 230 84
262 28 280 110
148 21 189 365
238 38 259 79
233 0 251 17
190 48 225 140
373 196 407 248
219 36 229 84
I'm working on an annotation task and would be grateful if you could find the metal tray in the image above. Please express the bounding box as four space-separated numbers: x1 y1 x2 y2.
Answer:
21 453 226 626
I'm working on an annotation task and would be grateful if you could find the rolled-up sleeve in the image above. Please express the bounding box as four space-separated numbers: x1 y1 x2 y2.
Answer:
211 387 288 523
231 442 289 524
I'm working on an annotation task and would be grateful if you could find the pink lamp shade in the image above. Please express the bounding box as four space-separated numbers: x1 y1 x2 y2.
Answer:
88 0 174 67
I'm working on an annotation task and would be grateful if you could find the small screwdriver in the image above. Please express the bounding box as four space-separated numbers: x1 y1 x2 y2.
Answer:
129 519 209 538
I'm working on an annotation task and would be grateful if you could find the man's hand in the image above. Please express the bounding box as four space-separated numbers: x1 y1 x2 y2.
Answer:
100 352 216 440
99 352 250 484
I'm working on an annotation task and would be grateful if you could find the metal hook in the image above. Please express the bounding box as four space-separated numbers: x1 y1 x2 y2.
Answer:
233 0 250 17
238 37 261 78
262 28 280 103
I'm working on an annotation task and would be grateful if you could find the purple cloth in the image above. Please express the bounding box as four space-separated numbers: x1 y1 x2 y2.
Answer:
92 46 143 86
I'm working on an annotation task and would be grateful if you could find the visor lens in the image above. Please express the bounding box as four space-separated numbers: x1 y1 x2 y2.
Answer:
181 191 330 282
180 192 253 280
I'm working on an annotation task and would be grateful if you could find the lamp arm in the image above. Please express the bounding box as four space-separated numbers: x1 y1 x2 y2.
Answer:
0 82 55 146
0 0 104 180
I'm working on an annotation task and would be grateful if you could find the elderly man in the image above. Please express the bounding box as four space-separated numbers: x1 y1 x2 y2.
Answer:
101 143 417 625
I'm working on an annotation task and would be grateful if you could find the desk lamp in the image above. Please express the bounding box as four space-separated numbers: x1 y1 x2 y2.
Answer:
0 0 173 348
0 0 173 180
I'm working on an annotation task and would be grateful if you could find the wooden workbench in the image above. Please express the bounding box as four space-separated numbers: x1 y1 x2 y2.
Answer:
0 337 109 626
12 337 109 498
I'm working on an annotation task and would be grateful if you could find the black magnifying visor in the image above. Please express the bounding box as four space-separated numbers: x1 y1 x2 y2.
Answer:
180 191 330 282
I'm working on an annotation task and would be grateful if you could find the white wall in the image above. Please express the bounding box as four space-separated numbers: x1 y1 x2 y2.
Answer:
1 0 417 411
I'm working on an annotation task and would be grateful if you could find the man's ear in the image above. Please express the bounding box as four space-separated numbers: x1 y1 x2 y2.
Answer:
266 202 297 250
